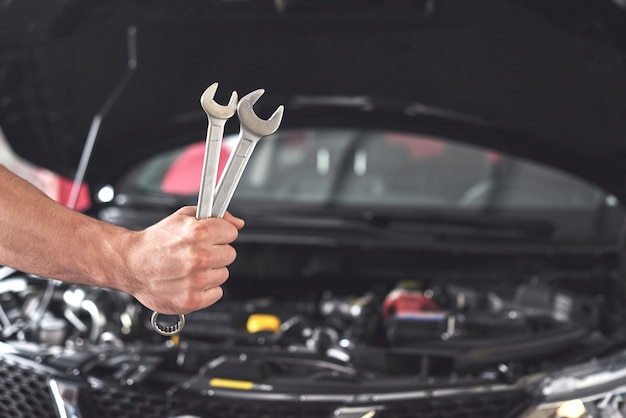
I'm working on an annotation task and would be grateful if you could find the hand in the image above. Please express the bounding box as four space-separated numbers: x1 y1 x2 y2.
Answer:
119 207 244 315
0 165 244 313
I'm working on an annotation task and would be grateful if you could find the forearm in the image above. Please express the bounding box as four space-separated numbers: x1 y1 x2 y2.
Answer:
0 164 245 314
0 165 131 288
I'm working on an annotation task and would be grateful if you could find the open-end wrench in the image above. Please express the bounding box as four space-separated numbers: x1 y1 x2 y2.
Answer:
211 89 284 218
197 82 239 219
151 82 238 337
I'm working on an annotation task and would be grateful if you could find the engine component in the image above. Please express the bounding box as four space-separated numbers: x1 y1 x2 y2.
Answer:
382 283 450 345
246 313 281 333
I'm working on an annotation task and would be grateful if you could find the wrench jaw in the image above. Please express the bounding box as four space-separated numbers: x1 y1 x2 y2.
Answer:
237 89 285 138
200 82 238 120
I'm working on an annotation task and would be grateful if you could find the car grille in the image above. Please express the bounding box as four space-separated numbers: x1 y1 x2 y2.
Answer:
82 387 531 418
381 390 531 418
0 354 531 418
0 357 57 418
81 387 340 418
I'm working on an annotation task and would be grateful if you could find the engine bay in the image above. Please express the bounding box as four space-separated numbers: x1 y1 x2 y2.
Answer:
0 249 621 397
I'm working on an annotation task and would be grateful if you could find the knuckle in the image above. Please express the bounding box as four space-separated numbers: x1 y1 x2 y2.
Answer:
182 251 205 273
200 250 218 268
180 292 203 312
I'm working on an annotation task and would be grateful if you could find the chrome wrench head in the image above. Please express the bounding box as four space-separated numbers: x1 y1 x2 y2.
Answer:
237 89 284 139
200 82 238 120
211 89 284 218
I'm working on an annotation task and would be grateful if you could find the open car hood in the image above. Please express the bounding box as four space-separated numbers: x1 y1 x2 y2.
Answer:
1 0 626 199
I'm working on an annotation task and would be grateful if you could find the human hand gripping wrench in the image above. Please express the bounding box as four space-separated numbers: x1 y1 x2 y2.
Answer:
151 83 284 336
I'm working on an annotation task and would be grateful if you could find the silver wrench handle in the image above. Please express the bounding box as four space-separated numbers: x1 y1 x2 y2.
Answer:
211 135 259 218
196 118 227 219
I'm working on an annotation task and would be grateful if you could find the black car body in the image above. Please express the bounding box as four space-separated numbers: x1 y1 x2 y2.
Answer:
1 1 626 417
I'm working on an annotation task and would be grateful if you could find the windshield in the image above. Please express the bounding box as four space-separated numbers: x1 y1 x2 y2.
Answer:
118 128 608 211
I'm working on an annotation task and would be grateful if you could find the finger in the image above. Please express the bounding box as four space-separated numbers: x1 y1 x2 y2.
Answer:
201 285 224 307
196 219 239 244
165 272 228 314
190 243 236 269
223 212 245 229
204 266 230 289
206 245 237 268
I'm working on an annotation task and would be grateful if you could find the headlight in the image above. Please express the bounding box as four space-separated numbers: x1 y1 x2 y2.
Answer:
520 350 626 417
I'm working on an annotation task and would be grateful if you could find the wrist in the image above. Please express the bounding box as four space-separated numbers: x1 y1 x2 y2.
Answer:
76 217 139 293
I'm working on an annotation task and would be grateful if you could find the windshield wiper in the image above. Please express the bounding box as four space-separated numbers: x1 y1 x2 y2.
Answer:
238 205 558 241
360 209 558 240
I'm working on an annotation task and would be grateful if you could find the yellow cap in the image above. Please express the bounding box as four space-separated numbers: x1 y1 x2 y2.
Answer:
246 314 281 333
209 378 255 390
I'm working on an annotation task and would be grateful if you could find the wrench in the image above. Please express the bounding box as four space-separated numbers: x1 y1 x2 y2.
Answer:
151 86 283 336
211 89 284 218
196 83 239 219
151 82 238 337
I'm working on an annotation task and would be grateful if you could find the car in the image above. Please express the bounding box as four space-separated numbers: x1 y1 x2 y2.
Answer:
1 1 626 417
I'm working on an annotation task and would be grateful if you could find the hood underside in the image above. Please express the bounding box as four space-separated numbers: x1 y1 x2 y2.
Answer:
1 0 626 199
